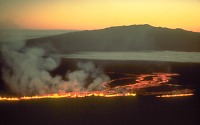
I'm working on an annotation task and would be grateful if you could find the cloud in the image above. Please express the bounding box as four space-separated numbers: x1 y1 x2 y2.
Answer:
0 19 21 29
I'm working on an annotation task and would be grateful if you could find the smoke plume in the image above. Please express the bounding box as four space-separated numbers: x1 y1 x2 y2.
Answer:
0 31 109 96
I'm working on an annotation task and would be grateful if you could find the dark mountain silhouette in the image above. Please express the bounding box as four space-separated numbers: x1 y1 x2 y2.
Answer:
27 24 200 53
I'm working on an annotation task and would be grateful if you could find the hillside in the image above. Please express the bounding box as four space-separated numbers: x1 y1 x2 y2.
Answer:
27 24 200 53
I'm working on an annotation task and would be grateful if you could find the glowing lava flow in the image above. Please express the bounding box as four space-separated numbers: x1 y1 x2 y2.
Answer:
0 92 136 101
156 93 194 98
107 73 179 90
0 97 20 101
0 73 194 101
155 88 195 98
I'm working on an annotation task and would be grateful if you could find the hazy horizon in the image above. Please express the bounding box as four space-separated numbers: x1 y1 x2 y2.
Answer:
0 0 200 31
0 24 199 33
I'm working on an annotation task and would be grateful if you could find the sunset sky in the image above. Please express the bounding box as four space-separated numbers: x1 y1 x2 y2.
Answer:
0 0 200 32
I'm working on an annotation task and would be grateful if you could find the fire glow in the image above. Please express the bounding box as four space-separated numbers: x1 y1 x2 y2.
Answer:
0 73 194 101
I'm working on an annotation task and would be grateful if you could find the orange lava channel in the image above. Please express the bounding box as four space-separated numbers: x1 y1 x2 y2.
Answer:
156 93 194 98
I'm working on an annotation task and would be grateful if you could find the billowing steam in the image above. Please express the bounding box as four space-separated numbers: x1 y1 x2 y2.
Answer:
0 31 109 96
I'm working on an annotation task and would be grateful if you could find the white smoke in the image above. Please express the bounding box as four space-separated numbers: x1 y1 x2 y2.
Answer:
0 31 110 96
63 62 109 92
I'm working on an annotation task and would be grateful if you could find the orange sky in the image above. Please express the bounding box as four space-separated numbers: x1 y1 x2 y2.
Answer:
0 0 200 32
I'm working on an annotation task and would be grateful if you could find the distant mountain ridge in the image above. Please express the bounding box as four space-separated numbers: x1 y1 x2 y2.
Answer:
27 24 200 53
